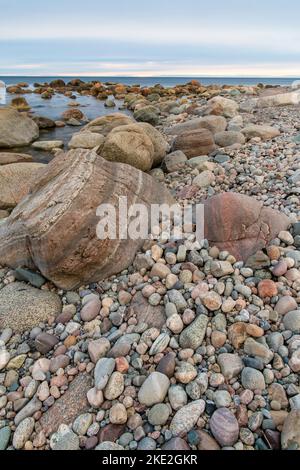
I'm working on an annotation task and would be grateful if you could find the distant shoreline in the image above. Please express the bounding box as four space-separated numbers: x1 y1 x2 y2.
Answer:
1 76 299 88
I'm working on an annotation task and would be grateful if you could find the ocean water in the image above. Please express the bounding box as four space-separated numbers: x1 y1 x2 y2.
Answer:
0 76 299 88
0 75 297 163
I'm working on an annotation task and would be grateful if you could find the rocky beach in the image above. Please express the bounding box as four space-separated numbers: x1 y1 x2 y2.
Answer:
0 78 300 452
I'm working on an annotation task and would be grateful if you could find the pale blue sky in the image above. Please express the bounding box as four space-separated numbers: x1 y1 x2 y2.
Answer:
0 0 299 76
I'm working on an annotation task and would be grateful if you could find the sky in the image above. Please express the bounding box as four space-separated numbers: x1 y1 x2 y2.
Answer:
0 0 300 77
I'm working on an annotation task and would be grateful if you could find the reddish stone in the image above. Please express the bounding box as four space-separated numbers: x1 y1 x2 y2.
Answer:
204 193 290 262
196 430 220 450
85 436 98 450
40 374 92 436
258 280 278 298
272 260 288 277
162 438 190 450
35 333 59 354
55 309 74 325
49 354 70 373
115 357 129 373
98 424 126 443
228 323 247 349
236 405 249 427
129 292 166 329
172 129 216 158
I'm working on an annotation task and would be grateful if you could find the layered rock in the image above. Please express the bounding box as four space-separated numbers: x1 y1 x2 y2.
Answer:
0 107 39 148
0 149 174 290
204 192 290 262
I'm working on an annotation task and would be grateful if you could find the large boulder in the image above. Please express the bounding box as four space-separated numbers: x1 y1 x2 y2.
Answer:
204 192 290 262
100 124 154 171
133 105 160 126
172 129 216 158
0 107 39 148
82 113 134 136
137 123 169 166
0 149 174 290
0 162 45 209
166 116 227 136
204 96 239 118
0 152 33 165
257 91 300 108
242 125 280 141
0 282 62 333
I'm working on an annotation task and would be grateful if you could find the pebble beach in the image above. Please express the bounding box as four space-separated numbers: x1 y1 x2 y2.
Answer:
0 78 300 452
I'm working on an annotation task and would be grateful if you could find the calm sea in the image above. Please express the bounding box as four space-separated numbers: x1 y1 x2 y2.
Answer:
0 76 299 88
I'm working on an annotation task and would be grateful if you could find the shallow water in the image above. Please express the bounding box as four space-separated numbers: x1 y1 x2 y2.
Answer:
2 92 131 163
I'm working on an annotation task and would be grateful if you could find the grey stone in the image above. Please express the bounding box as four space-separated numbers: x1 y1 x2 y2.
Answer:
138 372 170 406
179 315 209 349
50 424 80 450
241 367 266 390
94 358 115 390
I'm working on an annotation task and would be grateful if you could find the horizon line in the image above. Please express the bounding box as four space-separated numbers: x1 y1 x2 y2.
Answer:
0 74 300 79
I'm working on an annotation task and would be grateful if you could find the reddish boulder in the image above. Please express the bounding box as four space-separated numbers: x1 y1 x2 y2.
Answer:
204 193 290 262
172 128 216 158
